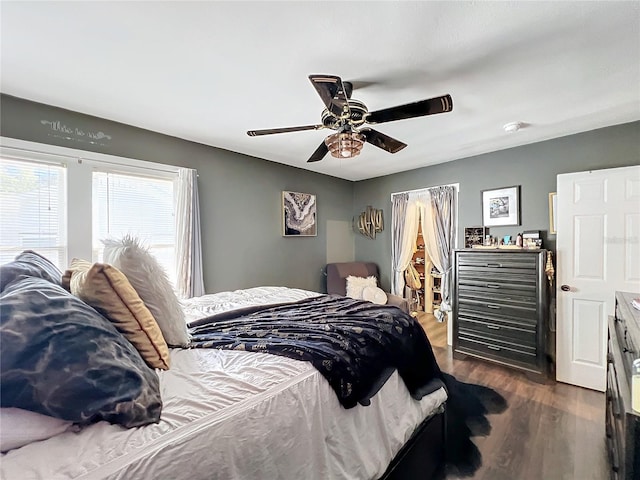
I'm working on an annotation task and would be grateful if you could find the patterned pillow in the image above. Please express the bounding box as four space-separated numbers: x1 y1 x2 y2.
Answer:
0 276 162 428
345 275 377 300
0 250 62 292
62 258 170 370
103 236 190 347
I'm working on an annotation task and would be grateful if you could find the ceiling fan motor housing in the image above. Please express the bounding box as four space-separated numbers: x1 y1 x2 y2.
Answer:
345 99 368 125
321 99 369 129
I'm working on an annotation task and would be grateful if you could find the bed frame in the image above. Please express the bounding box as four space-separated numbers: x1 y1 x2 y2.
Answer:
380 407 446 480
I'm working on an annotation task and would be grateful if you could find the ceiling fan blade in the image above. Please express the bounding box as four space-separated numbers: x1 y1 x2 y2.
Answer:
307 141 329 163
308 74 351 118
361 128 407 154
247 124 323 136
343 81 353 99
366 94 453 124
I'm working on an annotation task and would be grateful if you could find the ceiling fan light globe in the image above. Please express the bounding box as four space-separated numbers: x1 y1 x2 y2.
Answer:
325 131 365 159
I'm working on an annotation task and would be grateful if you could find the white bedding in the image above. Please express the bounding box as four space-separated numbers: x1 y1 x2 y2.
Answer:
1 287 447 480
181 285 321 322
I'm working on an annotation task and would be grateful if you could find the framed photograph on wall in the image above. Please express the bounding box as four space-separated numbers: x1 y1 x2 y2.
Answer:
549 192 557 234
481 185 520 226
282 191 317 236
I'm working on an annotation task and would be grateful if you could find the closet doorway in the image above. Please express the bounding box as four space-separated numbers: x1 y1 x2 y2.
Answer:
407 224 441 315
391 184 458 346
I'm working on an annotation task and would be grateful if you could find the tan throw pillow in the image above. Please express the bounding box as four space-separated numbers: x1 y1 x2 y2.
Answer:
64 258 170 370
345 275 378 300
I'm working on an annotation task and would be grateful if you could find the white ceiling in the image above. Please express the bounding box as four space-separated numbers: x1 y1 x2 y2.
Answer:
1 1 638 181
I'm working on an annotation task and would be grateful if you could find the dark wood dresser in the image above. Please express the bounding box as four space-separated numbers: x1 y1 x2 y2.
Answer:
607 291 640 480
452 249 548 378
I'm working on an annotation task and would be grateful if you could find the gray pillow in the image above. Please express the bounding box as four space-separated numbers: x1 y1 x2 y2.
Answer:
0 250 63 292
0 276 162 428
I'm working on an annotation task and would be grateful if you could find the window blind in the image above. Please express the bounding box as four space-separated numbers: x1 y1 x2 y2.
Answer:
0 157 67 268
92 171 176 283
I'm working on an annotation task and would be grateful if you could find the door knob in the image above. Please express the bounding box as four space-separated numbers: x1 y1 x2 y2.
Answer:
561 285 571 292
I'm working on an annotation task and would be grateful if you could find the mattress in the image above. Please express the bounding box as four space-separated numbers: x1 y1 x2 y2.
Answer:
180 285 321 321
1 287 447 480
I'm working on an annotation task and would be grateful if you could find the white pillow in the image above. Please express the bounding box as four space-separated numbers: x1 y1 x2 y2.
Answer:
345 275 377 299
102 235 190 347
0 408 72 452
362 286 388 305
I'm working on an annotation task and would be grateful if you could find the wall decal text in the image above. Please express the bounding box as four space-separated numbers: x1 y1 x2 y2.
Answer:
40 120 112 146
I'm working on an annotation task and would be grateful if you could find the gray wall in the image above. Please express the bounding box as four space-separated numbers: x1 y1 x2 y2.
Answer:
3 94 637 294
0 94 354 293
353 121 640 290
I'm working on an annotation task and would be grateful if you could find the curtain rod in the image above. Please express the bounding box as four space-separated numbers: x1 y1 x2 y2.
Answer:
1 142 182 175
86 158 180 175
390 182 460 200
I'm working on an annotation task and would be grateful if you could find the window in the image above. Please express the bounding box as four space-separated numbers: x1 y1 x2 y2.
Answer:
0 157 67 268
93 171 176 283
0 141 179 283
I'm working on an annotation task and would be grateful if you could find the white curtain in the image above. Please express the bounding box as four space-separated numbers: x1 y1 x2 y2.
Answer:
426 186 456 321
391 196 420 295
415 191 444 274
174 168 205 298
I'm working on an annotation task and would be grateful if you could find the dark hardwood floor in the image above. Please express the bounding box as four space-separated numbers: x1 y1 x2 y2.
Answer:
416 312 448 347
416 313 609 480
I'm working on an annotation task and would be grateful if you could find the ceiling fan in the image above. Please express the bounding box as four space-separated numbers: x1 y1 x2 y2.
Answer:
247 74 453 163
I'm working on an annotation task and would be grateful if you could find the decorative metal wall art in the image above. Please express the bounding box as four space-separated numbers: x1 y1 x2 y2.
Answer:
355 206 383 239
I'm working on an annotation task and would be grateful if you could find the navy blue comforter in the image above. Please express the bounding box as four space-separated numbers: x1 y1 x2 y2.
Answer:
188 295 442 408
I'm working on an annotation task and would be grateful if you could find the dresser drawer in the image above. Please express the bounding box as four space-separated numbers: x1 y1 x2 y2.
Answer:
613 316 639 382
456 252 537 269
605 427 621 479
457 331 538 367
457 306 539 329
458 315 537 347
457 255 536 282
457 275 537 297
606 366 624 477
458 286 537 307
457 265 537 284
457 294 539 321
607 366 625 428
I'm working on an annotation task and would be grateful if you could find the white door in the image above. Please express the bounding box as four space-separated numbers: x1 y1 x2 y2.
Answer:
556 165 640 391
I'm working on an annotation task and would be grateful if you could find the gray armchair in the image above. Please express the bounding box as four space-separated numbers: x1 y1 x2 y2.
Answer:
325 262 409 314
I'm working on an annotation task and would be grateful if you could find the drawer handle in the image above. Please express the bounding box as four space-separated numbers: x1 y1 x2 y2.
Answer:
487 345 501 351
486 304 501 309
486 324 501 330
486 284 501 289
486 263 502 268
612 398 621 418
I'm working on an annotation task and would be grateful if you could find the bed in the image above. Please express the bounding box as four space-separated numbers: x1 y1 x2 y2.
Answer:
0 253 447 480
